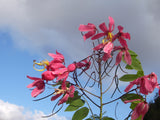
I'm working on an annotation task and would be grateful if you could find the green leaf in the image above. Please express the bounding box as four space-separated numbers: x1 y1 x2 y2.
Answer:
119 74 139 82
103 116 115 120
125 64 133 70
66 91 81 104
137 71 144 77
65 99 85 111
121 93 144 102
85 118 92 120
130 56 143 71
72 107 89 120
128 50 138 57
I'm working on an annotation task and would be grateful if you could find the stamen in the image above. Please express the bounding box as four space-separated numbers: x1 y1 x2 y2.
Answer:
33 60 49 71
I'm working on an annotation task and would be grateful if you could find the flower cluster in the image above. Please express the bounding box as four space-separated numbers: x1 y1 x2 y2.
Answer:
27 50 91 105
79 16 131 65
124 72 160 120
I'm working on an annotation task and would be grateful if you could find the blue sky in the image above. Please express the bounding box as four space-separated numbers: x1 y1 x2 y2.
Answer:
0 0 160 120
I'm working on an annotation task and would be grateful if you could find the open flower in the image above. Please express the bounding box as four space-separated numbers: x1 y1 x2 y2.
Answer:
124 99 149 120
113 25 130 47
125 72 159 95
79 23 96 41
27 76 45 97
91 16 114 40
114 46 131 65
52 63 76 82
51 81 75 105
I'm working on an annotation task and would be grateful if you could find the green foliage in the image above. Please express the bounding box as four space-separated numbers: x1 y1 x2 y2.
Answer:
119 74 139 82
65 99 85 111
72 107 89 120
121 93 143 102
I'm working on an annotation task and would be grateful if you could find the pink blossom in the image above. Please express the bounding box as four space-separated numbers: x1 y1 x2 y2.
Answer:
48 50 64 63
42 71 56 82
124 99 149 120
91 16 115 40
51 81 75 105
27 76 45 97
125 73 159 95
113 25 130 47
79 23 96 41
52 63 76 81
114 46 131 65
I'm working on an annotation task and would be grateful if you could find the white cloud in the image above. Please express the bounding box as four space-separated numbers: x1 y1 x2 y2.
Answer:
0 99 67 120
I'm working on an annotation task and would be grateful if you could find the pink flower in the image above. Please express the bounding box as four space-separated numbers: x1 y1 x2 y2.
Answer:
51 81 75 105
113 25 131 47
78 23 96 41
114 46 131 65
52 63 76 82
42 71 56 82
91 16 115 40
125 73 159 95
48 50 64 63
124 99 149 120
27 76 45 97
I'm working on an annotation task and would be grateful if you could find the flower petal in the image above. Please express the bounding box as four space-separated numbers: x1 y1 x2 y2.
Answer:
103 42 113 54
91 33 106 40
99 22 107 33
51 93 62 101
116 51 123 65
58 94 69 105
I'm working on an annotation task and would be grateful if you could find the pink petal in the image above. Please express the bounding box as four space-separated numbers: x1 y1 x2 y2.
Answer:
52 68 68 75
69 85 75 98
118 25 123 32
42 71 55 81
91 33 106 40
124 50 132 65
50 63 65 70
58 94 69 105
27 76 42 81
51 93 62 101
78 23 95 31
123 32 131 40
83 31 96 41
68 63 76 72
93 43 105 51
103 42 113 54
108 16 115 32
119 38 128 48
131 102 143 120
116 51 123 65
27 82 35 88
113 46 122 51
31 87 45 97
141 103 149 119
124 83 134 93
57 72 69 81
48 51 64 60
99 22 107 33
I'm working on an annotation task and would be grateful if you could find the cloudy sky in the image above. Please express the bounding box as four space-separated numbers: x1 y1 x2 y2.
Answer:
0 0 160 119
